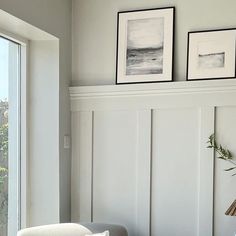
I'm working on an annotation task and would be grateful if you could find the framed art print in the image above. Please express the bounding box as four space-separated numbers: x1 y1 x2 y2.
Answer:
116 7 175 84
187 28 236 81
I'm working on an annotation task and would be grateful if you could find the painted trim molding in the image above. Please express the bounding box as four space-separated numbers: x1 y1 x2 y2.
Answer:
70 79 236 99
69 79 236 112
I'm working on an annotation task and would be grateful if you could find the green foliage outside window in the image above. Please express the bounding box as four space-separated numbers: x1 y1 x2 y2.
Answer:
0 103 8 228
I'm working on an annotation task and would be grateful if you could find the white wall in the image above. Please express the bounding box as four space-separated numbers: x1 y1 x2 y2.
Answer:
0 0 72 223
72 0 236 85
29 40 59 226
70 80 236 236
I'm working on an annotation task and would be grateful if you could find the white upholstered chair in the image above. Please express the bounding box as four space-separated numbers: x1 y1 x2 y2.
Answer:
17 223 92 236
17 223 128 236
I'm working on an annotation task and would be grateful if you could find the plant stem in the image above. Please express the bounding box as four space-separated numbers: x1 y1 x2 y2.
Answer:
208 134 236 176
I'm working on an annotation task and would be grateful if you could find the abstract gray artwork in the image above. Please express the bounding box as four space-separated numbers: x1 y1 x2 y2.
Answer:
126 17 164 75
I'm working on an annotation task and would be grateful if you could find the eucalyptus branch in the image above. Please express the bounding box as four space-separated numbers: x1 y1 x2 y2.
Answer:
207 134 236 176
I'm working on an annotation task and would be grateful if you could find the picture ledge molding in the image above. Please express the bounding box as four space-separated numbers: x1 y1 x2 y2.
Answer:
69 79 236 99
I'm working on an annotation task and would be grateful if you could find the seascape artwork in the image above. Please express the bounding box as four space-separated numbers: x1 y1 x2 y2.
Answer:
126 17 164 75
197 40 225 70
198 52 225 69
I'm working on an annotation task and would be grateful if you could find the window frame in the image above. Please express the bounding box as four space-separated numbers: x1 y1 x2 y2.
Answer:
0 29 29 231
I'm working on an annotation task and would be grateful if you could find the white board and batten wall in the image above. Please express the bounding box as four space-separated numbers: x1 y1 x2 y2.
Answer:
70 79 236 236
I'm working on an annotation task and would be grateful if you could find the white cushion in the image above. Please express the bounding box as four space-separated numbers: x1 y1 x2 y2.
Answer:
85 231 109 236
17 223 92 236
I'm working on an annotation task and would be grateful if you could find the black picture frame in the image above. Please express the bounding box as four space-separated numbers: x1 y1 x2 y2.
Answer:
116 7 175 85
186 28 236 81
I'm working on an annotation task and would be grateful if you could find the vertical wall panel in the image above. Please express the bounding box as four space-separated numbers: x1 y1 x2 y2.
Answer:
71 111 93 222
197 107 215 236
136 110 152 236
93 110 151 236
214 107 236 236
151 108 200 236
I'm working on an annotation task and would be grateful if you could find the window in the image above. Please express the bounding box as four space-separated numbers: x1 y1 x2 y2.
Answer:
0 36 21 236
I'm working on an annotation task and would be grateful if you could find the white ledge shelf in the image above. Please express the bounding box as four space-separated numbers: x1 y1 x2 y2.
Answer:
69 79 236 99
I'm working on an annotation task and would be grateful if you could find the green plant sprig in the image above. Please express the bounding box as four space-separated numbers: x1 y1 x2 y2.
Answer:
207 134 236 176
